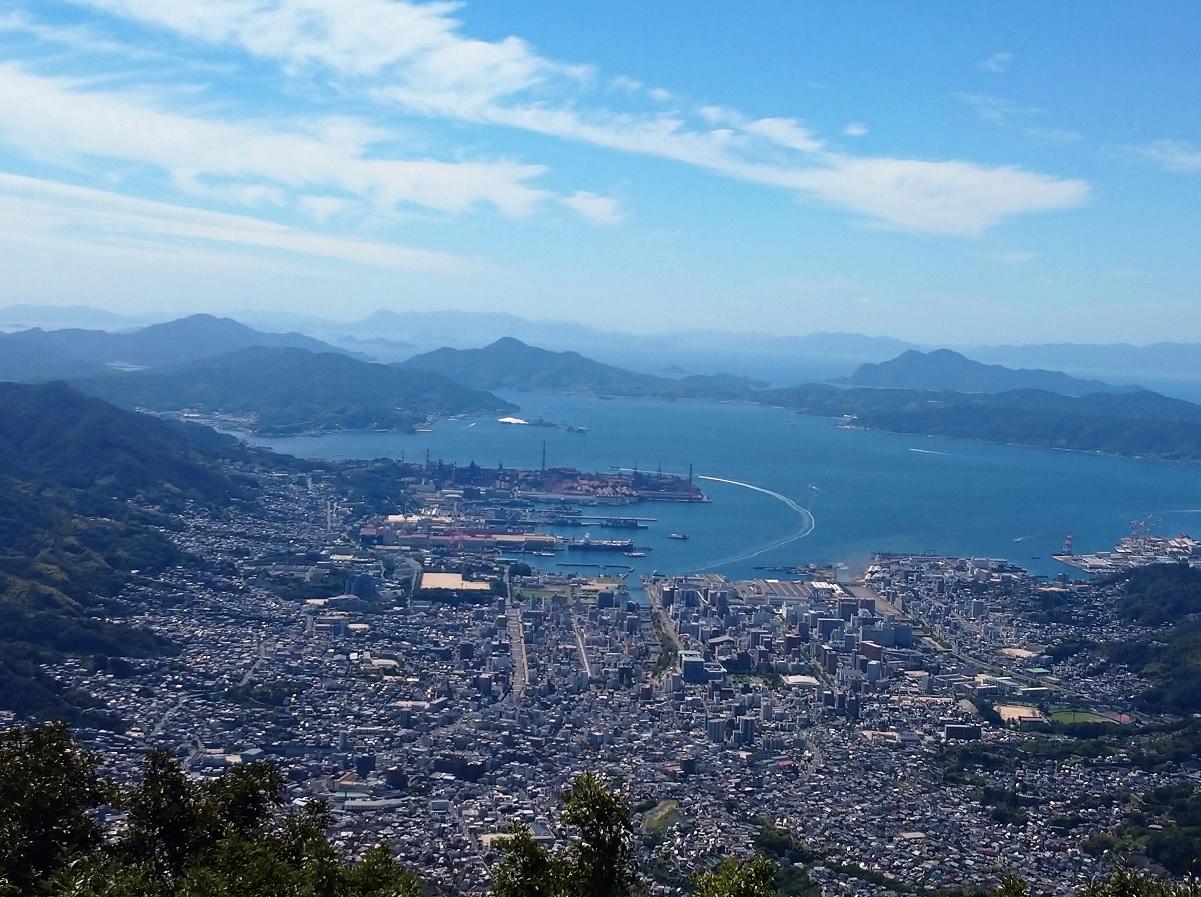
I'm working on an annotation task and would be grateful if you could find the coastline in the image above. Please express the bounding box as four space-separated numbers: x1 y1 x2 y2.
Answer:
215 391 1201 466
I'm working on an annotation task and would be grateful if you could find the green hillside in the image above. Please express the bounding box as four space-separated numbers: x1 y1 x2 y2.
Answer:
834 348 1134 396
401 337 767 398
763 383 1201 460
0 382 260 724
76 346 516 434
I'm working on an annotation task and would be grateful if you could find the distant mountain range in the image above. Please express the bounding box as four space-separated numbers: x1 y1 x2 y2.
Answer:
17 304 1201 398
235 308 921 385
0 303 138 330
834 348 1138 397
0 315 514 434
234 308 1201 400
400 337 767 398
76 346 515 435
2 313 358 372
6 310 1201 459
967 341 1201 380
401 337 1201 461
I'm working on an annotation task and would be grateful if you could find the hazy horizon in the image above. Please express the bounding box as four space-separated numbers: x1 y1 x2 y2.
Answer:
9 302 1201 353
2 4 1199 344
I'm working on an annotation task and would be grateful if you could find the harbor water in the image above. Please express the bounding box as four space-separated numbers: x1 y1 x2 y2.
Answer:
246 392 1201 582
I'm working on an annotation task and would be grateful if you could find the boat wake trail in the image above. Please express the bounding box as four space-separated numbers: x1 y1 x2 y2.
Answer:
695 476 815 571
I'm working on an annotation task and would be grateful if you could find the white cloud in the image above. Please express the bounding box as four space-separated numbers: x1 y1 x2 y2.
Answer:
843 123 868 138
561 191 623 226
695 106 822 153
0 62 560 219
481 103 1088 236
980 51 1013 74
297 195 352 220
608 75 642 94
0 171 471 271
784 158 1089 237
740 117 824 154
57 0 1089 236
75 0 585 101
0 9 147 57
1131 140 1201 173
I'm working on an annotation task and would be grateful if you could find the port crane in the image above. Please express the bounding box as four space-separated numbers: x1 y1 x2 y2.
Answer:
1129 514 1155 549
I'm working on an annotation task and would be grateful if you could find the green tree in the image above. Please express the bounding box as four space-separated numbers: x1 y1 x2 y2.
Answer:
491 823 566 897
492 774 643 897
693 857 779 897
120 749 221 884
560 773 643 897
0 722 115 895
0 723 418 897
989 870 1201 897
203 761 286 839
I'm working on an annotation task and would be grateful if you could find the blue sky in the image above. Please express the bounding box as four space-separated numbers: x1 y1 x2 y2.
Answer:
1 1 1198 343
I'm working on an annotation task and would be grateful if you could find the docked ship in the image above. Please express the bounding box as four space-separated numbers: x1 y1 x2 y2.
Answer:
567 534 636 552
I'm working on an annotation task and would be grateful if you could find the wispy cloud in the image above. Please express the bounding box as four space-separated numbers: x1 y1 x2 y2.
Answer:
0 171 472 271
980 51 1013 74
58 0 1089 237
785 158 1085 237
955 93 1083 144
0 62 572 219
1130 140 1201 173
985 250 1039 265
843 123 868 138
456 99 1089 236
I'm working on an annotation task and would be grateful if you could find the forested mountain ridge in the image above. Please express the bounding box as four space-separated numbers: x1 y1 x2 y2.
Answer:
1102 564 1201 715
400 337 768 397
758 383 1201 460
0 382 263 723
402 337 1201 461
834 348 1135 396
75 346 517 435
0 332 103 382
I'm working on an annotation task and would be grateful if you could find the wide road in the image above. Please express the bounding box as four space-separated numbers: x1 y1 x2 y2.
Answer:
572 616 594 679
643 578 682 653
507 609 529 698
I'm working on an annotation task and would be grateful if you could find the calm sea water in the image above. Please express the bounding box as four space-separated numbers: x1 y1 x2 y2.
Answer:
246 393 1201 582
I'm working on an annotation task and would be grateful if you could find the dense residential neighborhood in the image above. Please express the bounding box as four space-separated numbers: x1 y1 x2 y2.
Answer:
10 460 1201 896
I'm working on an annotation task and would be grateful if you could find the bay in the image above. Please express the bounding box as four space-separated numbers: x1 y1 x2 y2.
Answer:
245 392 1201 582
